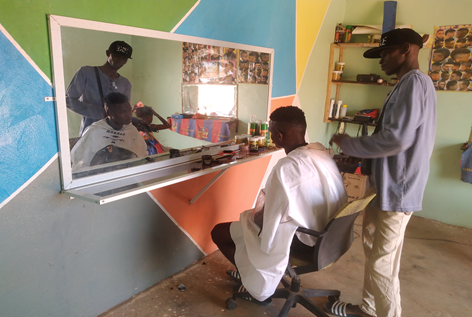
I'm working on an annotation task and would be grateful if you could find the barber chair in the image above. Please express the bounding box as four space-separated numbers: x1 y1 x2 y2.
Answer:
226 188 376 317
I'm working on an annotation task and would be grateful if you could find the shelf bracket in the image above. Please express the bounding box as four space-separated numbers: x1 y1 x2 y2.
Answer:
189 168 229 205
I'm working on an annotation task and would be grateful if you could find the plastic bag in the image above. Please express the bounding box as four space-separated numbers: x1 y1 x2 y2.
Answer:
461 143 472 184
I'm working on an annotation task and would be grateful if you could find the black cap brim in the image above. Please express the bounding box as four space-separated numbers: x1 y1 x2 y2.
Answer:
114 52 132 59
363 46 388 59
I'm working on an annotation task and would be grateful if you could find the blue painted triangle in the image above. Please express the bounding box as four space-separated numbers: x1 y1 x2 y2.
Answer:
0 31 58 203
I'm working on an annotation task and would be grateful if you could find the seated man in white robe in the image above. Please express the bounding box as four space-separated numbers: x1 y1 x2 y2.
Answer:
71 92 147 172
211 106 347 305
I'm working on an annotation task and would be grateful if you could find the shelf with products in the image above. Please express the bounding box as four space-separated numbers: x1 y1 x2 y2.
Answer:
331 79 395 87
324 42 393 123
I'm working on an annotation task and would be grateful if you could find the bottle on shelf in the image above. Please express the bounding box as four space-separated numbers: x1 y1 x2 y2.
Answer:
344 25 353 43
338 25 345 43
335 100 343 118
354 162 362 174
339 104 347 118
334 23 344 43
329 99 336 118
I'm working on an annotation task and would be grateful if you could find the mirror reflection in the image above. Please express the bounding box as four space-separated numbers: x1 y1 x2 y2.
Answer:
60 26 271 179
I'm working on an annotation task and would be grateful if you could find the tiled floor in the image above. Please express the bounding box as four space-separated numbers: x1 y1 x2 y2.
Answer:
99 215 472 317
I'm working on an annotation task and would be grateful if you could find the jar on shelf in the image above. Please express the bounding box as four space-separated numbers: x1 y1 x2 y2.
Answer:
332 71 342 81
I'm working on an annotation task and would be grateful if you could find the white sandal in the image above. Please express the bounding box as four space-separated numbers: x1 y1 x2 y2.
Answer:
226 269 241 282
324 301 359 317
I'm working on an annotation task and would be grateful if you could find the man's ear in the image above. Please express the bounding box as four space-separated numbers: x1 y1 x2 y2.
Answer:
402 42 411 55
104 104 110 116
277 130 284 145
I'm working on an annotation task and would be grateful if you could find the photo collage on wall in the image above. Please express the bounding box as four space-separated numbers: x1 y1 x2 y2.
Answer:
238 50 270 84
182 42 269 85
429 25 472 91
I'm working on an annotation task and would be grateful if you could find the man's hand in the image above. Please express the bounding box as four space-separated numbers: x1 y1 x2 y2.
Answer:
254 208 264 228
330 134 351 147
253 189 265 228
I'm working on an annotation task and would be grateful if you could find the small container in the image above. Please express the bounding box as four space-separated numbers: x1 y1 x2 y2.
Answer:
328 99 336 118
332 71 342 81
240 134 252 144
202 155 212 165
260 121 269 137
255 120 262 136
390 77 398 84
265 131 271 146
344 25 352 43
248 122 257 136
257 136 265 147
334 23 344 43
377 78 383 84
248 137 259 150
234 135 246 144
336 62 345 72
238 145 249 158
335 99 343 119
260 121 269 131
339 104 347 118
169 149 181 158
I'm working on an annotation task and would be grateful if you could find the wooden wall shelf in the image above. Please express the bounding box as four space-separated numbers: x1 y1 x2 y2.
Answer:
329 117 377 127
324 43 393 123
331 80 395 86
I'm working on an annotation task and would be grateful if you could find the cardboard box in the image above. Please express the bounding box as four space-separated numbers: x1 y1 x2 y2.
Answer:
342 173 370 202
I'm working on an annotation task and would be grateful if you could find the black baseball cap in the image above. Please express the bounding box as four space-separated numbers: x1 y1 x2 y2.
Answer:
363 28 423 59
108 41 132 59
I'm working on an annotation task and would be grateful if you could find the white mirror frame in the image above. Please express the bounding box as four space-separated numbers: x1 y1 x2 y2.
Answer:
48 15 274 191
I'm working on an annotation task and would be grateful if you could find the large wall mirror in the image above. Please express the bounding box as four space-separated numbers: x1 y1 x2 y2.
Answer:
49 15 273 190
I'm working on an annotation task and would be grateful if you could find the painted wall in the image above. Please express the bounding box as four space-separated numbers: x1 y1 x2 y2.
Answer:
0 0 301 316
299 0 472 228
131 35 208 148
3 1 468 316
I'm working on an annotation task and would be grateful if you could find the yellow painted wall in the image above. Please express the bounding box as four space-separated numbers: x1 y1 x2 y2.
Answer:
296 0 332 91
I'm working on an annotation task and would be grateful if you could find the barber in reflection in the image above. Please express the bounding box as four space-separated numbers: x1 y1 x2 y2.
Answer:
133 102 171 155
71 92 147 172
66 40 132 137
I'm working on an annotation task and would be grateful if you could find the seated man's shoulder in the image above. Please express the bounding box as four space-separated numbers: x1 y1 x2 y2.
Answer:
275 143 335 182
283 143 330 165
85 118 109 133
274 147 314 178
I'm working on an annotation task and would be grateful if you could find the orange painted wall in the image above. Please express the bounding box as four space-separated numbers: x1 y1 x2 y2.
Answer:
149 156 272 254
270 96 296 113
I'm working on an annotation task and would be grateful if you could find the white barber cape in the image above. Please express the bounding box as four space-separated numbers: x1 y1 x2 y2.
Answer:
71 118 147 171
230 143 347 301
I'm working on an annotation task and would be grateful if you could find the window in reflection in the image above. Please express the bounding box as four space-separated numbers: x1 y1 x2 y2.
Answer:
198 85 237 117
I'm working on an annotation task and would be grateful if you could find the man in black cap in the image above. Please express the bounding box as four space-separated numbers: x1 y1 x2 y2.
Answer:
66 40 133 136
327 29 437 317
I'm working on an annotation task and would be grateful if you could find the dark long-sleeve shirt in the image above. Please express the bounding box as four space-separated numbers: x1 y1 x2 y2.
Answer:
66 66 131 136
340 70 437 212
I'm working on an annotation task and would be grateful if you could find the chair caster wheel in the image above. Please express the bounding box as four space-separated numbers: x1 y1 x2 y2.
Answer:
328 295 340 303
225 298 237 310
